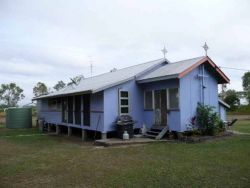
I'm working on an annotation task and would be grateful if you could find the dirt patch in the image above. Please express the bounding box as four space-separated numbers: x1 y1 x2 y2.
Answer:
228 115 250 121
178 131 234 143
227 130 250 135
0 117 5 124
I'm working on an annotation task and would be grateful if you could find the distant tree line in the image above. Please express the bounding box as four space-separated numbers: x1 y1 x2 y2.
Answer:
220 71 250 111
0 75 84 108
32 75 84 97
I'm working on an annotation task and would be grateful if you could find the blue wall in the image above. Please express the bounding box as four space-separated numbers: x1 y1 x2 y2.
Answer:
103 79 181 132
219 104 227 122
37 99 62 123
103 80 144 132
179 65 219 131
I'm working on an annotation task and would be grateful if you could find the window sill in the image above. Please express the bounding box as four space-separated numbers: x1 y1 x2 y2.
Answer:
167 109 180 112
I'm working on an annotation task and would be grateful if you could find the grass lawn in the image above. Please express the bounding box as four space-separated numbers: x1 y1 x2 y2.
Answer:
231 120 250 134
0 122 250 187
0 123 4 128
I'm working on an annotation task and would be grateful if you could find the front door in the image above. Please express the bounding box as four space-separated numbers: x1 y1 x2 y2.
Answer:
154 90 167 126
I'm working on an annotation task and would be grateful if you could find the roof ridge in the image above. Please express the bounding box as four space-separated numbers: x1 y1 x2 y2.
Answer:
79 58 166 82
171 56 205 64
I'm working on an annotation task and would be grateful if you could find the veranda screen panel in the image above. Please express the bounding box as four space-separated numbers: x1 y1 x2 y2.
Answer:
74 95 81 125
56 98 61 110
48 98 57 110
68 96 74 124
62 97 68 123
83 94 90 126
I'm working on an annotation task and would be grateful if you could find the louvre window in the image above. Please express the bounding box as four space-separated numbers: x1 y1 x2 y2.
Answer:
144 91 153 110
168 88 179 109
119 90 129 115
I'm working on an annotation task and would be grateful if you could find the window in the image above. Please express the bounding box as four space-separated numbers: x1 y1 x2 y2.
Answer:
56 98 61 109
168 88 179 109
120 91 128 98
48 98 61 110
48 99 57 110
144 91 153 110
119 90 129 115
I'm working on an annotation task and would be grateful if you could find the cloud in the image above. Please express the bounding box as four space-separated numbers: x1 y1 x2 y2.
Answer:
0 0 250 105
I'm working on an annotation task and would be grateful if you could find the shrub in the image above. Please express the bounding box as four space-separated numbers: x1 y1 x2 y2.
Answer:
196 103 224 136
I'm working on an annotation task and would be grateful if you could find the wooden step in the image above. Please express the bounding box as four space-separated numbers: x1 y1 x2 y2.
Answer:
151 125 165 131
150 129 162 133
144 126 169 140
146 130 160 135
156 126 169 140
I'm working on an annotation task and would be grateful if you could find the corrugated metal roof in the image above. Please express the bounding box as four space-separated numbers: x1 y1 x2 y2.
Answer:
136 56 205 82
34 58 167 99
219 99 230 109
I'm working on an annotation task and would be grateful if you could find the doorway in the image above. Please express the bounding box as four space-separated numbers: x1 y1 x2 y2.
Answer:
154 90 167 126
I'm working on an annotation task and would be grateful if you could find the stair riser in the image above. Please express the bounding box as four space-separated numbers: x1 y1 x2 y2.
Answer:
150 129 162 132
146 132 159 136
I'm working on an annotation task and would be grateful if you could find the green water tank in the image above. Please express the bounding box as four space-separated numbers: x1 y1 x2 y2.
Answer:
5 107 32 129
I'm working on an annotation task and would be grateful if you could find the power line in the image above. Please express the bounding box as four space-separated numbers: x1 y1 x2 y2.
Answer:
219 66 250 72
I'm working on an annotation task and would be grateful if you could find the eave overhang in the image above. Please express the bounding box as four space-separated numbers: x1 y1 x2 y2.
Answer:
178 56 230 84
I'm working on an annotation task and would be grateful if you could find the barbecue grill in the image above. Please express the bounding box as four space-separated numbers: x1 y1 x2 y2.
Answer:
116 115 136 139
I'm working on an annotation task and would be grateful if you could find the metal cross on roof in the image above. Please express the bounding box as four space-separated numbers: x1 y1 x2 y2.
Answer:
202 42 209 56
161 45 167 59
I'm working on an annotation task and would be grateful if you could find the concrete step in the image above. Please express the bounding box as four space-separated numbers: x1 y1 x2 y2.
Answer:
144 133 157 138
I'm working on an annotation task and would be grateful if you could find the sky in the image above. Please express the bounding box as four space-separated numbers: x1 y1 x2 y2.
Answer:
0 0 250 105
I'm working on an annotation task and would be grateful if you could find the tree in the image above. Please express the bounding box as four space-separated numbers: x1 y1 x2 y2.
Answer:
242 72 250 104
245 91 250 104
0 83 25 107
219 84 227 100
196 103 223 136
33 82 48 97
242 72 250 91
224 89 240 111
67 75 84 86
53 81 66 91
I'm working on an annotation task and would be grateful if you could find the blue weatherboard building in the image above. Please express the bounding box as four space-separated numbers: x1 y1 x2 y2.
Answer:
34 56 230 139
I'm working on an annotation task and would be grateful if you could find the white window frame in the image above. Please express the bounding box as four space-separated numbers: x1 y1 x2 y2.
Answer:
119 90 129 115
144 90 154 110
